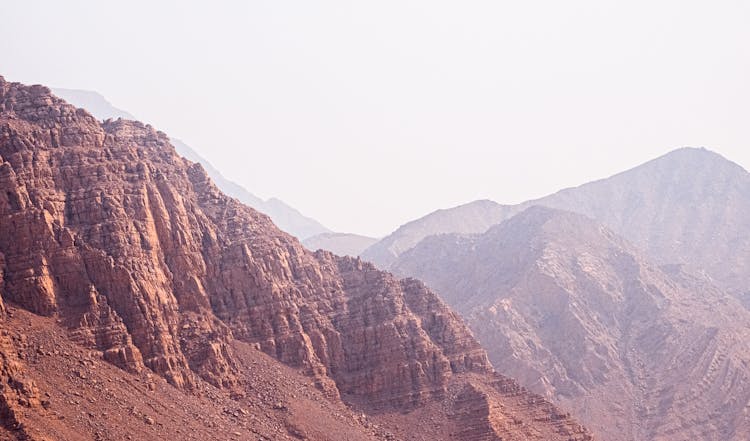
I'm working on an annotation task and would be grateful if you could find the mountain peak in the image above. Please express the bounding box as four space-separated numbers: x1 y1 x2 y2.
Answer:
392 199 750 441
643 146 745 173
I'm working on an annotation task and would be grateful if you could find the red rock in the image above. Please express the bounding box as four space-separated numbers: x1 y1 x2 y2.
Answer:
0 76 593 441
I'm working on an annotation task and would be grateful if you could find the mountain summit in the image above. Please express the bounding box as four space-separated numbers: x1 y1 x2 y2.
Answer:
364 147 750 300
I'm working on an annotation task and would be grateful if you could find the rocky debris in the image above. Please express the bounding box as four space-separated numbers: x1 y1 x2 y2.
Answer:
367 373 591 441
0 76 593 440
392 206 750 440
0 308 386 441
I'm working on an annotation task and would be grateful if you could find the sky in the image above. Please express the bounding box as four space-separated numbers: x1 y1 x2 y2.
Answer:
2 1 749 237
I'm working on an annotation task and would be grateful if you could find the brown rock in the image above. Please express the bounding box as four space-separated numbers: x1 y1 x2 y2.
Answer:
0 76 592 441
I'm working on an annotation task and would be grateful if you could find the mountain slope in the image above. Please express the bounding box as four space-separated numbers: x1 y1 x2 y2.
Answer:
363 148 750 300
0 308 386 441
361 199 514 267
392 206 750 440
0 77 592 441
51 88 331 240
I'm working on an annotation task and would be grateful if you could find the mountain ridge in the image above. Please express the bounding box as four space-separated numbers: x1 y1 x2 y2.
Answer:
0 75 592 441
363 147 750 301
303 232 379 257
391 205 750 440
51 87 331 240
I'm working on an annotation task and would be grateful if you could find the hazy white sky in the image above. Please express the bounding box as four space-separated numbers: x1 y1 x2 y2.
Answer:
2 1 749 236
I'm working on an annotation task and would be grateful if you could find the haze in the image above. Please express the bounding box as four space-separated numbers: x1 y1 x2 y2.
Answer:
2 0 749 236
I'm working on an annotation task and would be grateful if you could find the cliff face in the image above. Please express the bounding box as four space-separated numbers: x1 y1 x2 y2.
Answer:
392 206 750 441
0 76 485 403
0 77 591 440
52 88 332 241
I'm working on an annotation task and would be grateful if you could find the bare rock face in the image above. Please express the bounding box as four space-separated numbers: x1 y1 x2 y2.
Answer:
0 76 592 440
0 329 40 438
52 87 333 241
392 206 750 440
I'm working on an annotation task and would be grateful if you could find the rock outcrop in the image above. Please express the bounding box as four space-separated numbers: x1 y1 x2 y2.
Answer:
0 327 40 439
392 206 750 440
0 76 592 440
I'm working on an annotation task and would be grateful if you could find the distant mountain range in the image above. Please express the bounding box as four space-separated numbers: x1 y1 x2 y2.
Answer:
302 233 378 257
52 88 331 241
363 148 750 302
392 206 750 440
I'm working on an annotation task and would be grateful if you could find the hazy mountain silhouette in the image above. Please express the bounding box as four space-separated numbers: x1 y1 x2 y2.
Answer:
364 148 750 301
52 88 331 240
303 232 378 257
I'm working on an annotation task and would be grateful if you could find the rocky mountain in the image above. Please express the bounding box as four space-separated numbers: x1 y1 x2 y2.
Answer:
392 206 750 440
303 232 378 257
0 77 592 440
51 88 331 240
362 148 750 302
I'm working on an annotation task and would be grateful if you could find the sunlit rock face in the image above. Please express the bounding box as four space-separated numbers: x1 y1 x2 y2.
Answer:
0 76 593 441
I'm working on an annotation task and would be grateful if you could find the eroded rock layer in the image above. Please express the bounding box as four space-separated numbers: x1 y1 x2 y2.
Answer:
0 76 591 441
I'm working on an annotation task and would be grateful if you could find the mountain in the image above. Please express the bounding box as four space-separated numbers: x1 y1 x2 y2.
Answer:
363 148 750 300
51 88 331 240
303 232 378 257
51 88 137 120
361 199 515 267
392 206 750 440
0 77 592 440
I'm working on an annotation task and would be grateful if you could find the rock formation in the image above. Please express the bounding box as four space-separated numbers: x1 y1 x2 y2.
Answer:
52 88 332 241
0 76 592 440
392 206 750 440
